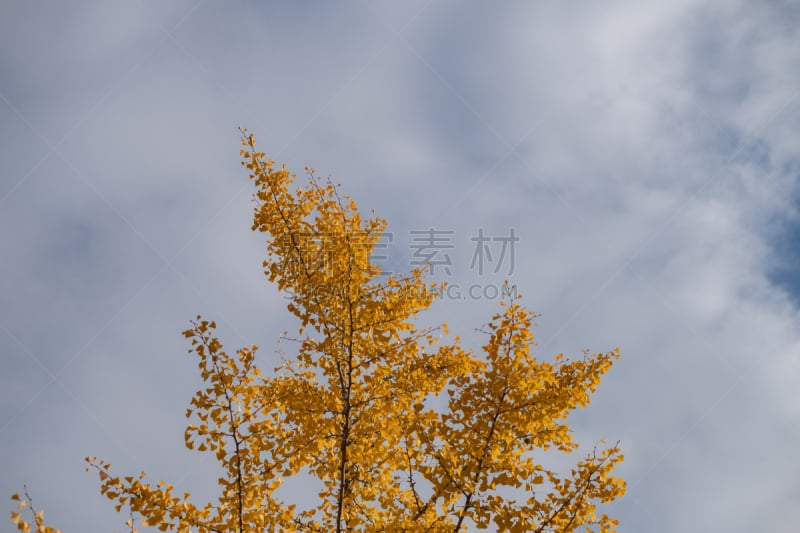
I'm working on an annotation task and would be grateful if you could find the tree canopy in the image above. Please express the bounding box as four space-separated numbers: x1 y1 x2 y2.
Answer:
10 130 625 532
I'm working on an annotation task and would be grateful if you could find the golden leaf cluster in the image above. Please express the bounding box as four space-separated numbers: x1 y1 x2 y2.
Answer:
10 130 624 532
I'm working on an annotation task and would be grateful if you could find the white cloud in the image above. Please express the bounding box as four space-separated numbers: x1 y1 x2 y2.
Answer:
1 1 798 532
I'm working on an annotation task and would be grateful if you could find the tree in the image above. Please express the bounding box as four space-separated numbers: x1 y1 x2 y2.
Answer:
10 130 625 532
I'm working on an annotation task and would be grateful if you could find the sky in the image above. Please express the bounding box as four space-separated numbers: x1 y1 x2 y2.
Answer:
1 1 799 531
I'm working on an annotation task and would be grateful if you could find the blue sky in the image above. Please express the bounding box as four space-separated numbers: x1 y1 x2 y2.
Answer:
1 1 799 531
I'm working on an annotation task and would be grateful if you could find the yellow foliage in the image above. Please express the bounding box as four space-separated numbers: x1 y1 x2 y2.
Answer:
10 130 624 532
8 489 61 533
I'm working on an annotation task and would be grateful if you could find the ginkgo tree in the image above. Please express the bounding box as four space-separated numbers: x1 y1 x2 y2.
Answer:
10 130 625 532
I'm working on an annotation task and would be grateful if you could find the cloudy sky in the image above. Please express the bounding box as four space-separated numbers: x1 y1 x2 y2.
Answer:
2 1 799 531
